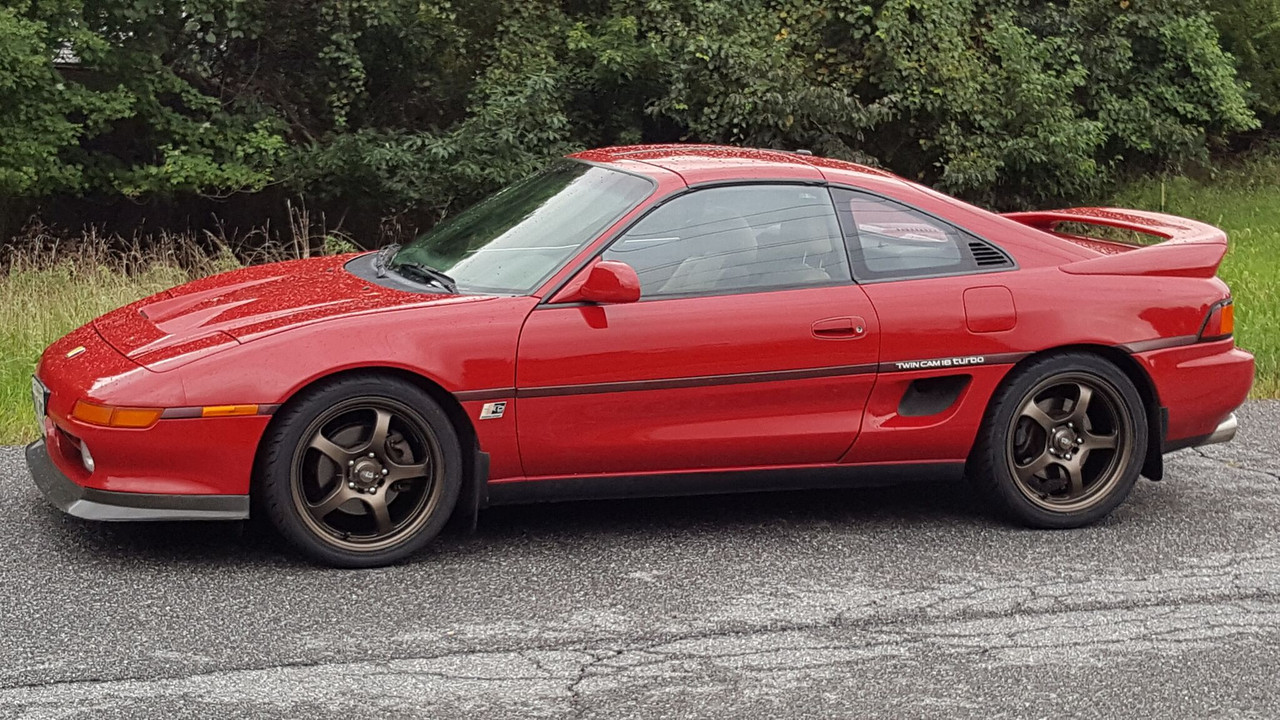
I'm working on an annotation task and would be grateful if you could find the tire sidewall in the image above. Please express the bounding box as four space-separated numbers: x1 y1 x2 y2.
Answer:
980 354 1148 528
258 376 463 567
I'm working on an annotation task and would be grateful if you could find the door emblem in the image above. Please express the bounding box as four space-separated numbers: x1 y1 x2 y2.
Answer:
479 401 507 420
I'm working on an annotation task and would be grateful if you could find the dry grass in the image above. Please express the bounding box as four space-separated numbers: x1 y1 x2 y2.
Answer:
1 216 357 444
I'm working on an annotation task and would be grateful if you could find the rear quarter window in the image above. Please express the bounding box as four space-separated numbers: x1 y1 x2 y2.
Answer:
832 189 1012 281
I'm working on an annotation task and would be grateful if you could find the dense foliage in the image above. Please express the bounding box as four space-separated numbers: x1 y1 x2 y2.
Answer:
0 0 1273 234
1214 0 1280 129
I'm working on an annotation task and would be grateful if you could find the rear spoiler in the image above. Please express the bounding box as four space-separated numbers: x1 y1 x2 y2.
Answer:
1002 207 1228 278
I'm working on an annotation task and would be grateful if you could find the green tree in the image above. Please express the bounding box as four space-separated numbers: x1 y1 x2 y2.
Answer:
0 6 84 195
0 0 1265 223
1213 0 1280 128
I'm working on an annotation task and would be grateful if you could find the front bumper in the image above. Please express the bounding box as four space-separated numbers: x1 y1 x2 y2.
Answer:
26 439 249 522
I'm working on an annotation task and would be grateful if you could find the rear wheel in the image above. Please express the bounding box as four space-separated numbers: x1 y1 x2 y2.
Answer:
969 353 1147 528
259 375 462 567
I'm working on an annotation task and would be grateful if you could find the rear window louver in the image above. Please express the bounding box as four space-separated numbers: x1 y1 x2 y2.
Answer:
968 239 1013 268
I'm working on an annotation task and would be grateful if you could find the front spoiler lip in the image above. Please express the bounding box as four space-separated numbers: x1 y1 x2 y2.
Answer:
25 440 249 521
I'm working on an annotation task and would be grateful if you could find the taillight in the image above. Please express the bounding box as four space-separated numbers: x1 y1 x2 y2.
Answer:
71 400 162 428
1199 299 1234 341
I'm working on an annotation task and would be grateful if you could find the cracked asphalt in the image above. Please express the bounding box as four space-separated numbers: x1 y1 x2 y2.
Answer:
1 401 1278 719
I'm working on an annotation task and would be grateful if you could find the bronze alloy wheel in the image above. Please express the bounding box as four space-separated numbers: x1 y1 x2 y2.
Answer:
289 396 445 552
1004 372 1137 513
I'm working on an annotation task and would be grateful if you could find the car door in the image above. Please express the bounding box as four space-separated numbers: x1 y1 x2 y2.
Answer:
514 183 882 478
828 187 1021 464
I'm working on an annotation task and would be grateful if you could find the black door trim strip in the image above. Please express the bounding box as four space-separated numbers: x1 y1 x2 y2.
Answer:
455 339 1205 406
517 363 879 399
1118 335 1200 354
456 388 516 402
459 352 1039 402
878 351 1030 373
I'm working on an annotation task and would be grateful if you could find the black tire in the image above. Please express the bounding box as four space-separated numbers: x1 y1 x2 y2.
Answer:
258 375 462 567
968 352 1148 528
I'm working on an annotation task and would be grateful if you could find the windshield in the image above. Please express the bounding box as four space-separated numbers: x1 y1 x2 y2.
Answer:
390 160 654 294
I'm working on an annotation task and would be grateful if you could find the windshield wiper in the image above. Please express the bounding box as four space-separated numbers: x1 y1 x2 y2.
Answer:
372 242 457 292
393 261 458 293
373 243 400 278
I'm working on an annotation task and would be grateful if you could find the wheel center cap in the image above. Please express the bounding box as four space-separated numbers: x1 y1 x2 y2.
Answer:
351 458 385 490
1051 428 1076 451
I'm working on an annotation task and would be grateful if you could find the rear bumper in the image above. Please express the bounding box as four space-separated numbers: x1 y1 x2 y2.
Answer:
1136 339 1253 448
26 439 249 522
1201 413 1238 447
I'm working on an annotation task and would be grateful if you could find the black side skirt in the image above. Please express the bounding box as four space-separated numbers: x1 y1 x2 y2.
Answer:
486 462 966 506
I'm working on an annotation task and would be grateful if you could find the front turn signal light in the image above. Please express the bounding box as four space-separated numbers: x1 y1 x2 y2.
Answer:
71 401 162 428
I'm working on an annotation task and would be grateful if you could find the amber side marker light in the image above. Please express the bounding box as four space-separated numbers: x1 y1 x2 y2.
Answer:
71 401 163 428
200 404 260 418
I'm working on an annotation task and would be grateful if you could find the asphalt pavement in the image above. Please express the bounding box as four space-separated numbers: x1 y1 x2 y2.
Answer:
1 401 1278 719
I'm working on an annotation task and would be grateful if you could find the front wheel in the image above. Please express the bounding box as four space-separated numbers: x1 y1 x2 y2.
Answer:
968 353 1148 528
258 375 462 567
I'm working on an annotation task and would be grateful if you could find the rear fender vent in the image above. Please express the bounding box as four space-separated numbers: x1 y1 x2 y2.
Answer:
968 239 1014 268
898 375 972 417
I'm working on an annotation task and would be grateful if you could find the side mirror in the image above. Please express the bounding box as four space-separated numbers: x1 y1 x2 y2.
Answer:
555 260 642 304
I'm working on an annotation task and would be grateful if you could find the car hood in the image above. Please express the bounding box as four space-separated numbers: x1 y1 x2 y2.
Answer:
93 254 491 370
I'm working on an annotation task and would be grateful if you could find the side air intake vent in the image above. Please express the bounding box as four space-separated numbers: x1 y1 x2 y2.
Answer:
968 239 1013 268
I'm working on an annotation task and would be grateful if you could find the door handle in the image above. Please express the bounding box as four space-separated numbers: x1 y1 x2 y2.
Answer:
812 316 866 339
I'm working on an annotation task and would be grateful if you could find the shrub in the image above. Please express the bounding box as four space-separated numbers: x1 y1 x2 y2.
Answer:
0 0 1262 227
1213 0 1280 129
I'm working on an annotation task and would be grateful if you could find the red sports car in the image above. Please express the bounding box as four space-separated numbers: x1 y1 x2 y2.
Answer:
27 145 1253 567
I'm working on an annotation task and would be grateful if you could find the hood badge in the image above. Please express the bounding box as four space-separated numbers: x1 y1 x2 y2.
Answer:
479 401 507 420
66 346 86 358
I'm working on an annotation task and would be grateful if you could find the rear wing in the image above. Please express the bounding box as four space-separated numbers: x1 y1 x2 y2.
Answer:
1002 207 1228 278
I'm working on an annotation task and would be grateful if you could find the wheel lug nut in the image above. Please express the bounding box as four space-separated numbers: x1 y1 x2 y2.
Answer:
348 460 355 466
348 481 355 488
382 469 389 475
368 452 375 458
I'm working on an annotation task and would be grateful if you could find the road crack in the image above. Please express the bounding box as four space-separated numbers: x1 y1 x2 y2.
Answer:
1190 447 1280 481
6 587 1280 696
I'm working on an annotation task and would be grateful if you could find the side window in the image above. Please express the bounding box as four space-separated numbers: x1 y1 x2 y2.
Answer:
602 185 849 298
833 189 1010 281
